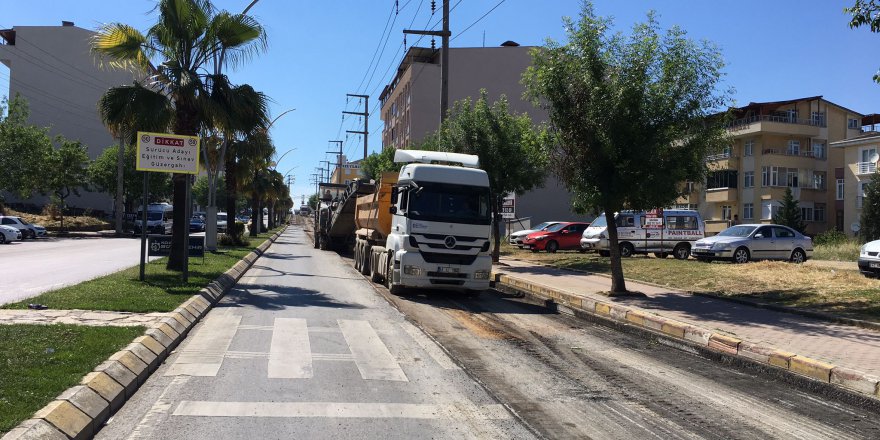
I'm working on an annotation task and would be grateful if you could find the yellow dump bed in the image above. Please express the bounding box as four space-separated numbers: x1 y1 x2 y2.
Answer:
355 171 398 241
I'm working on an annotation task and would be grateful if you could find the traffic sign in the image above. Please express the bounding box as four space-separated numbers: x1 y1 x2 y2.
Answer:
644 208 663 229
501 193 516 219
136 131 200 174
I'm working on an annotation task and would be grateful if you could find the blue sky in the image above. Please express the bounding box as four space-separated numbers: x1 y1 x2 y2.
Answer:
2 0 879 204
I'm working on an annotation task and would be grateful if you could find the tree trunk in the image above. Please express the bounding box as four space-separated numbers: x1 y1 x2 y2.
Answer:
224 156 237 222
604 208 627 293
167 173 188 270
250 195 259 237
268 202 275 230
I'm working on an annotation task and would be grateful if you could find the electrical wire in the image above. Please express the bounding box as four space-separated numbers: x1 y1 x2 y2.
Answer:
452 0 507 42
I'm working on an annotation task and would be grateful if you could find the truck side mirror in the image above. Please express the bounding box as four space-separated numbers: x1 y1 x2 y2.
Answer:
389 206 398 215
390 187 399 204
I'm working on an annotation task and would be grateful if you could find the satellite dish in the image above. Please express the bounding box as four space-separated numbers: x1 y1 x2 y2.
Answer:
871 152 880 164
852 222 861 233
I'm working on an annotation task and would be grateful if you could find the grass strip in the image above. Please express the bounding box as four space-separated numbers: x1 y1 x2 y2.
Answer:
503 244 880 322
2 228 283 313
0 324 145 435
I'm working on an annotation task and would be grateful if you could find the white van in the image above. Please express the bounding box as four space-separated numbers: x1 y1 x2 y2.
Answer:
580 209 704 259
135 203 174 235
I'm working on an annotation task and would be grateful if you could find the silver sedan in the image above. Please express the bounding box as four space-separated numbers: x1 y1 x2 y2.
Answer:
691 224 813 264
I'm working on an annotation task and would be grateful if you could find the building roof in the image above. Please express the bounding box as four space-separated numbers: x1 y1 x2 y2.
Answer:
829 131 880 147
731 95 863 118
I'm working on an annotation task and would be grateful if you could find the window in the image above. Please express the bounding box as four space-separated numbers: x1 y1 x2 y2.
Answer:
762 201 780 220
815 203 826 222
861 147 878 163
744 171 754 188
762 166 780 187
773 226 796 238
706 170 738 189
786 170 798 188
743 203 754 220
744 140 754 156
787 140 800 156
811 112 825 126
849 118 860 129
812 171 826 190
787 109 798 122
684 181 695 193
721 205 732 220
667 215 699 230
801 207 814 222
616 215 634 227
837 179 845 200
812 142 826 159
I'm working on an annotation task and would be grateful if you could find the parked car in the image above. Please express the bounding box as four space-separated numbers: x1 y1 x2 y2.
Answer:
522 222 590 253
692 224 812 264
858 239 880 278
0 216 40 239
0 224 21 243
189 215 206 232
217 212 228 233
134 203 173 235
508 221 563 247
236 215 251 224
581 210 704 259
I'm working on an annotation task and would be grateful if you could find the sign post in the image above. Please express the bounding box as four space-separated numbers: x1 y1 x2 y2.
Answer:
644 208 664 254
136 131 200 282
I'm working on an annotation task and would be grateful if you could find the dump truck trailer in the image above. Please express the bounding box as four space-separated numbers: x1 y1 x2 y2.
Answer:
316 150 493 295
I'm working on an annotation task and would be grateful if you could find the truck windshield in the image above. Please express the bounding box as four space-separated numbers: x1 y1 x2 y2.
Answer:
407 182 491 225
589 215 608 228
145 212 163 221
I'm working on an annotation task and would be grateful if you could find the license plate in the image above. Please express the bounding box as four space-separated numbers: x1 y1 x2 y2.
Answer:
870 262 880 269
437 266 459 273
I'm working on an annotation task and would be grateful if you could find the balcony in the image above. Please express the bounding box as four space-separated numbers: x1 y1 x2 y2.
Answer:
857 161 877 175
705 153 739 169
706 188 737 202
727 115 822 137
761 148 826 161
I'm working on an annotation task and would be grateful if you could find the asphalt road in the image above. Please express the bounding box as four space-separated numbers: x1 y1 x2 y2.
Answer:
0 237 149 305
97 226 880 439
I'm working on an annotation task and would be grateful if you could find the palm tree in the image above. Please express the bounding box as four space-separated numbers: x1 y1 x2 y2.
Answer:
92 0 267 271
264 169 286 229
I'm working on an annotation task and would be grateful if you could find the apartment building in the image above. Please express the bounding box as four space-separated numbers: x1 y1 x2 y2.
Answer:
829 124 880 237
677 96 864 235
0 22 139 212
330 156 364 184
378 43 592 225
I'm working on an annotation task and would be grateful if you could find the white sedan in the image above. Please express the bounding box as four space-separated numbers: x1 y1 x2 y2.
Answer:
858 239 880 278
0 225 22 244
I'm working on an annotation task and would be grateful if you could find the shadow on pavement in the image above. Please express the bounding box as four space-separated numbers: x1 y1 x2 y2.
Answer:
221 284 366 311
394 288 554 316
246 264 363 281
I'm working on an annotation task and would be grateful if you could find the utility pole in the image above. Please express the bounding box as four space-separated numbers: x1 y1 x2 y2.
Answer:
328 140 343 183
343 94 369 159
404 0 450 123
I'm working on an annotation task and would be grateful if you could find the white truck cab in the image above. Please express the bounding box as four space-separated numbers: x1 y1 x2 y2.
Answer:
581 209 705 259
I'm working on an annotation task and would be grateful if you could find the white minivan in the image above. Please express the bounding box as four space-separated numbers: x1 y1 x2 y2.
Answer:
134 203 174 235
580 210 705 260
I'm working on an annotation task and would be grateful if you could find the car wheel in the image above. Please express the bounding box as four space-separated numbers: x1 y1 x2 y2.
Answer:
653 252 668 259
620 242 634 258
546 240 559 253
673 244 690 260
0 234 5 244
733 247 750 264
790 249 806 264
599 250 610 257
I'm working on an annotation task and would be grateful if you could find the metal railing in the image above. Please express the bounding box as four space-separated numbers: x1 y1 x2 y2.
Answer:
857 161 877 175
705 152 733 161
727 114 826 129
761 148 826 160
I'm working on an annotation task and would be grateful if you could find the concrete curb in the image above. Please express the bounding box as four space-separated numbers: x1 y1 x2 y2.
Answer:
492 271 880 403
1 228 287 440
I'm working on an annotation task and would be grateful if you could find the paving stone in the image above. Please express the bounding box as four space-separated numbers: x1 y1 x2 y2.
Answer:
109 351 149 384
831 367 880 396
57 386 110 429
708 333 741 355
33 400 92 440
0 418 69 440
80 372 125 412
94 361 138 397
125 342 160 371
133 335 167 358
790 356 834 382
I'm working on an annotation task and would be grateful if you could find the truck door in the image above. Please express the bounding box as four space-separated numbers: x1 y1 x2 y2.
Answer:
616 214 638 249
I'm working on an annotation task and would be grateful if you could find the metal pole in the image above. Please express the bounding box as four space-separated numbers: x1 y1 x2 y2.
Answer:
183 175 191 282
364 96 369 159
115 134 125 235
139 172 148 281
441 0 450 122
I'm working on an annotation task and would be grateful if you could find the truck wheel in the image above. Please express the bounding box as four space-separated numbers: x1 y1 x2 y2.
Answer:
673 244 690 260
370 253 383 283
360 245 372 275
386 256 403 295
313 233 320 249
354 243 362 271
620 242 634 258
319 235 330 251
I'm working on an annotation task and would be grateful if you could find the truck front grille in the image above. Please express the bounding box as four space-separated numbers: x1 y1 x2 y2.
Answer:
421 252 478 266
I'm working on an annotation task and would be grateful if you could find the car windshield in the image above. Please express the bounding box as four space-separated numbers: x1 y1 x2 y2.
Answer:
146 212 163 221
589 216 607 228
717 225 757 237
218 214 227 221
16 218 30 225
545 223 567 232
406 182 491 225
531 222 551 231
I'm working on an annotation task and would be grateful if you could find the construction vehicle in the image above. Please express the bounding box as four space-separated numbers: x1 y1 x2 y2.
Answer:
315 150 493 295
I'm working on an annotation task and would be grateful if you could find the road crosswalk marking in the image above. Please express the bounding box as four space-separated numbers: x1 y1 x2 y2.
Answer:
165 314 241 376
172 401 511 420
268 318 313 378
338 319 409 382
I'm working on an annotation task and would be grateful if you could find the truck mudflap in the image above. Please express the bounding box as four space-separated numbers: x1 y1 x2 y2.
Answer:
393 250 492 291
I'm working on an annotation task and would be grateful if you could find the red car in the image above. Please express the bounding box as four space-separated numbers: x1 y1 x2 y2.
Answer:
522 222 590 253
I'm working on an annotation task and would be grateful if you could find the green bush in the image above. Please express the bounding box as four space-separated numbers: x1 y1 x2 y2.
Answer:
813 229 848 246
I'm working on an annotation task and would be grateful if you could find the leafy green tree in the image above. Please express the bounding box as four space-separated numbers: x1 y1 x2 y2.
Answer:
773 187 806 234
0 95 53 199
43 139 90 231
361 147 402 180
860 172 880 241
522 3 730 293
193 174 227 209
89 144 172 212
93 0 268 270
846 1 880 83
422 90 548 262
308 193 319 210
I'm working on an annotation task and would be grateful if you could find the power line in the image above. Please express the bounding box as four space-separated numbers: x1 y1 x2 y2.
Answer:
354 1 397 94
452 0 507 42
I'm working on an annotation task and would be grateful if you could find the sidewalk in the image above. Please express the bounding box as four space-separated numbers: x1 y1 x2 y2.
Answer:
495 257 880 379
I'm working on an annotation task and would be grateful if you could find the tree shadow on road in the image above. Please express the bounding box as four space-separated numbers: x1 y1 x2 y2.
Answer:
220 284 366 311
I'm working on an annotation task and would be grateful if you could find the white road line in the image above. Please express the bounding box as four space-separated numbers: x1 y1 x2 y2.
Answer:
268 318 313 378
127 376 189 440
165 314 241 377
237 324 273 331
172 401 511 420
312 353 355 361
338 320 408 382
399 321 461 370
